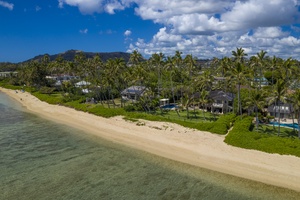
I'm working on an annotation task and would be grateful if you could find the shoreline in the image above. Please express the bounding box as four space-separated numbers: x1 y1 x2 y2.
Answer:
2 87 300 192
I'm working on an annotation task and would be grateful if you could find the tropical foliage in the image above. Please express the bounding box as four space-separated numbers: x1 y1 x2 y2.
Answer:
2 47 300 157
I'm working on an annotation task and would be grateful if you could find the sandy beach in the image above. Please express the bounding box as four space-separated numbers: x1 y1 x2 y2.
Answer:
1 87 300 192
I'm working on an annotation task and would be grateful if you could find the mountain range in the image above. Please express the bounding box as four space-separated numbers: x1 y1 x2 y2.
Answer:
26 49 131 63
0 50 132 72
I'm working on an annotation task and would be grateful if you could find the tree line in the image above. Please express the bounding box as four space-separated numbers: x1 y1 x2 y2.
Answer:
3 48 300 137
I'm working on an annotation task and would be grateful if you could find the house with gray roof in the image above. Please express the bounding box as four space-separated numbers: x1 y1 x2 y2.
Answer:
121 86 146 102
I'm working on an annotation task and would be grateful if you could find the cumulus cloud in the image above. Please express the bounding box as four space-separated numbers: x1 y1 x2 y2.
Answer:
58 0 103 14
131 0 300 34
124 30 132 36
0 0 14 10
253 27 288 39
126 0 300 59
58 0 127 14
104 0 125 14
128 27 300 59
58 0 300 59
79 28 88 34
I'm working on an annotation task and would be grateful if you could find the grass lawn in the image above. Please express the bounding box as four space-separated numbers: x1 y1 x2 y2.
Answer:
99 98 219 124
256 124 299 138
156 110 218 124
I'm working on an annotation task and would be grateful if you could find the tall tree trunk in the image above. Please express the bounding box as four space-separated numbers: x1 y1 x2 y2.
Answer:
193 103 196 118
175 109 180 117
298 113 300 138
277 102 281 136
112 94 116 109
202 104 206 121
186 105 189 119
255 106 259 131
273 101 277 129
238 81 241 117
170 74 175 104
291 105 295 134
105 90 110 108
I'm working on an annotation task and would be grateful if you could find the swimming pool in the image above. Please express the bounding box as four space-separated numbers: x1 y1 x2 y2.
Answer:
160 104 178 109
269 122 299 129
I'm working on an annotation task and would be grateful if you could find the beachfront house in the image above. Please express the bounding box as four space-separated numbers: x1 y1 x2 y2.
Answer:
46 75 79 88
208 90 234 114
0 71 18 78
121 86 146 102
251 77 269 88
267 102 294 119
75 81 91 87
75 81 92 94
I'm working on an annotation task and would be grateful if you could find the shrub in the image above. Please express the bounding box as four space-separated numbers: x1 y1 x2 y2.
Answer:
88 105 125 118
31 92 64 105
225 117 300 157
209 113 236 135
124 104 136 112
39 86 55 94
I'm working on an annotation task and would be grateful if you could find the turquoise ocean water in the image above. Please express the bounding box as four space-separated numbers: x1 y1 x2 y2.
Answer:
1 91 300 200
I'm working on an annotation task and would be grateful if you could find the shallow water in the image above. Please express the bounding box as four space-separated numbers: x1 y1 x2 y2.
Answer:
1 91 300 200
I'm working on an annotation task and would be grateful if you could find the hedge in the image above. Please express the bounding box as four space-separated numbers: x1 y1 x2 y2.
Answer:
225 117 300 157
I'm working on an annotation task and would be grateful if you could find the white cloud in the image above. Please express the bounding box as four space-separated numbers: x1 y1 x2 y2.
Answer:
0 0 14 10
79 28 88 34
58 0 127 14
128 27 300 59
125 0 300 59
104 0 125 14
253 27 288 39
59 0 104 14
221 0 299 31
58 0 300 59
124 30 132 36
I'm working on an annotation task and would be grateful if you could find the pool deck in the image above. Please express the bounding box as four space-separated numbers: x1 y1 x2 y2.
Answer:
272 118 297 124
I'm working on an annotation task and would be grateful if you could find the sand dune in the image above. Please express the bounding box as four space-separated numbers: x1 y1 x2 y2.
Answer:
2 87 300 192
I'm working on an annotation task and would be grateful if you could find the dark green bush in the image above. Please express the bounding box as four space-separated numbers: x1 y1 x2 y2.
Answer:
88 105 125 118
123 104 136 112
39 86 55 94
225 117 300 157
31 92 64 105
209 113 236 135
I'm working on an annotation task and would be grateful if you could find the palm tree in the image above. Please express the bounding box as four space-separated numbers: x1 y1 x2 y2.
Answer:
229 62 248 116
218 57 231 77
245 89 267 131
104 58 127 108
232 47 247 63
268 79 287 136
230 48 249 116
267 56 280 87
249 50 267 89
198 89 209 120
173 51 183 68
173 51 184 100
165 56 177 103
129 50 143 66
150 53 165 97
181 91 193 119
290 89 300 138
183 54 196 78
281 58 296 84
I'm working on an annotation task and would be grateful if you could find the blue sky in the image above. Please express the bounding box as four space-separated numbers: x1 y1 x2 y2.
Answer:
1 0 300 62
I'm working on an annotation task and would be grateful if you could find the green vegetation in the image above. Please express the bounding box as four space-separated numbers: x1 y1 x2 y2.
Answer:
225 117 300 157
2 47 300 157
3 85 234 134
31 92 64 105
